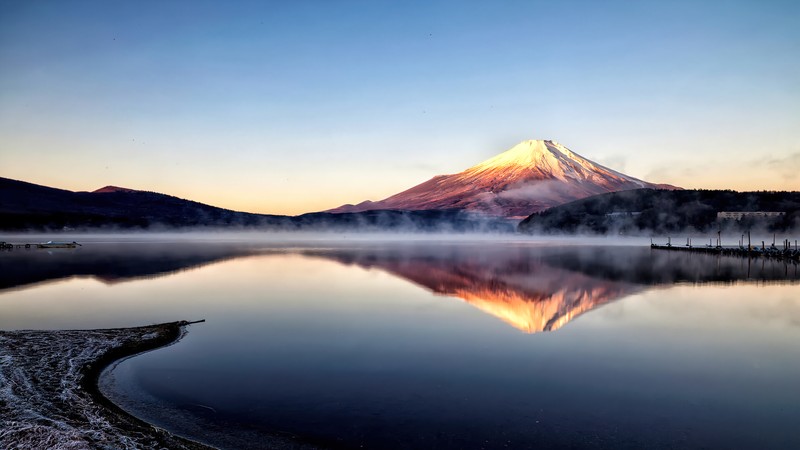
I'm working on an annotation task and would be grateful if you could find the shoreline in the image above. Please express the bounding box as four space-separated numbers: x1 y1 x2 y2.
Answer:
0 321 213 449
84 320 214 450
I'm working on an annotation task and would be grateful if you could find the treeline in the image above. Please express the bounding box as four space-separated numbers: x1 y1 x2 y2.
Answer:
518 189 800 235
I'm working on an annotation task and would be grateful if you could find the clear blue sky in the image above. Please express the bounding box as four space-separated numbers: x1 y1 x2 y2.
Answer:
1 0 798 214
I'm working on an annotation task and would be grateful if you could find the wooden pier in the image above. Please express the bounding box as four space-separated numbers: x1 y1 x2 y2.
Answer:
651 237 799 262
1 241 81 250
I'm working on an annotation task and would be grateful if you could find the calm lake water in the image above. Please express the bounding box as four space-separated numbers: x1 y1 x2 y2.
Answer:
1 236 799 449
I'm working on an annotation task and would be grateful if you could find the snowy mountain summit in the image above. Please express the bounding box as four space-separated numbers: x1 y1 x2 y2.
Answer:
330 139 677 218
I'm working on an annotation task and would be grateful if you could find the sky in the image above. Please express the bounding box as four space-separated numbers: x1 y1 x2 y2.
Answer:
0 0 798 215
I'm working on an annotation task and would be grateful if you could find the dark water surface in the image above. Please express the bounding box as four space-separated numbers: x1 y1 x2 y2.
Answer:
1 237 799 449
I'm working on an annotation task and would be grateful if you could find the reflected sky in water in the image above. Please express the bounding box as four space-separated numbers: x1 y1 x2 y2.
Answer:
1 239 799 449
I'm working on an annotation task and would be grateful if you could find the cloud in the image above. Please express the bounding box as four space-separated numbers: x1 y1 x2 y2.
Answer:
495 180 572 202
765 153 800 181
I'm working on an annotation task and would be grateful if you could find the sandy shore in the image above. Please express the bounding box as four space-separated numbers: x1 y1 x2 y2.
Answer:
0 321 213 449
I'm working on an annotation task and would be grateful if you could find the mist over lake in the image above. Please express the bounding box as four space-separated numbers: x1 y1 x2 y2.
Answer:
2 235 798 449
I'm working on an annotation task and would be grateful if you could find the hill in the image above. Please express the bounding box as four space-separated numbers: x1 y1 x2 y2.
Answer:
0 177 513 232
0 177 290 230
517 189 800 235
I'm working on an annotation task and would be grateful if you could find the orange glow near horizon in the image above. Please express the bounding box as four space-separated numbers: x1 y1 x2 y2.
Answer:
1 1 798 217
3 158 797 217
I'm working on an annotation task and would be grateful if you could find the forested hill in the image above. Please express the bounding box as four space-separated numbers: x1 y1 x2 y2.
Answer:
517 189 800 235
0 176 290 229
0 177 514 233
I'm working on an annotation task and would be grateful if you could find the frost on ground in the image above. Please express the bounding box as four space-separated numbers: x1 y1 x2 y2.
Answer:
0 322 210 450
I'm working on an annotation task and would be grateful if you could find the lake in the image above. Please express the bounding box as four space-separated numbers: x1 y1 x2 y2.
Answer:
1 235 799 449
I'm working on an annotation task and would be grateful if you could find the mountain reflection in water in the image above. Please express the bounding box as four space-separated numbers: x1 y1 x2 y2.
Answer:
302 247 641 333
1 242 797 333
302 245 798 333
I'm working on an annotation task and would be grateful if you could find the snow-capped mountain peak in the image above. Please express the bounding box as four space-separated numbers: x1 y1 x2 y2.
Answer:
464 140 641 185
329 139 676 218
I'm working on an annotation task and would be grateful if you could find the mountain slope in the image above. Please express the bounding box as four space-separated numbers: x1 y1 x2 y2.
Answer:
0 177 514 232
0 177 291 229
329 140 677 218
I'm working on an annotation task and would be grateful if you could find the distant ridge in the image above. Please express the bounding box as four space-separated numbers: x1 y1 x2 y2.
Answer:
329 139 678 218
93 185 140 194
0 176 274 229
0 177 513 232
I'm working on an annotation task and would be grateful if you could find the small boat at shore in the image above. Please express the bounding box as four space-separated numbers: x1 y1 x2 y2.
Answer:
37 241 81 249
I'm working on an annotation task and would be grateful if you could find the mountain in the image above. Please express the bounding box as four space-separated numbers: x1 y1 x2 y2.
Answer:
517 188 800 235
0 177 514 232
0 177 290 229
329 139 678 219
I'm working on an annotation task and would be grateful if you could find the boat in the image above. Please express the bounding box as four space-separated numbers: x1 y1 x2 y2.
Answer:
37 241 81 249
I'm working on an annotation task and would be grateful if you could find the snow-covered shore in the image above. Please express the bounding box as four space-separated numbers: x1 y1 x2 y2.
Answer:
0 321 211 449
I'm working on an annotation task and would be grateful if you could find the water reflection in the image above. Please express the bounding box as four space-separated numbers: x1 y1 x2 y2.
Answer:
4 241 799 449
2 242 796 333
0 243 265 292
301 245 796 332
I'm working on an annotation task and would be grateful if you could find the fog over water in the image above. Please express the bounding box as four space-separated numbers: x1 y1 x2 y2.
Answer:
1 233 798 449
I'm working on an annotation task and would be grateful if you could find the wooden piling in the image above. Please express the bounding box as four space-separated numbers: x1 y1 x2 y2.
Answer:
651 235 799 263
